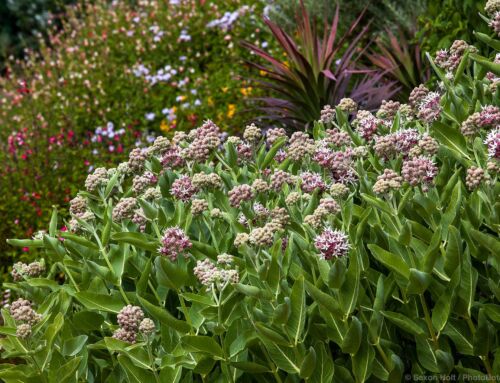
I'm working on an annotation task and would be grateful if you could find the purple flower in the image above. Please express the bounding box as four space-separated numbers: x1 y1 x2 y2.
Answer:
402 156 438 188
417 92 442 123
170 175 198 202
301 172 326 193
314 228 350 260
159 227 192 261
485 128 500 159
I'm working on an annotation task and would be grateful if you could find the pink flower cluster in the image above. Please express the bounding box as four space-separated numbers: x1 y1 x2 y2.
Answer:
402 156 438 189
159 227 192 261
170 175 198 202
485 128 500 159
314 228 350 260
300 172 326 193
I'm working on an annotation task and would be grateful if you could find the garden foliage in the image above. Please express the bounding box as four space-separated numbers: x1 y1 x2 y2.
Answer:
0 0 271 261
1 4 500 379
243 5 400 129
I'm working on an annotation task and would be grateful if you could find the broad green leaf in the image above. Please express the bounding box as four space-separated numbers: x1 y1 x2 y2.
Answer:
443 320 474 355
361 193 393 215
415 336 440 373
230 361 270 373
457 252 477 317
262 340 300 374
260 137 286 169
117 354 155 383
62 335 88 357
474 32 500 51
470 229 500 255
341 317 362 354
255 322 290 346
75 292 124 313
136 259 152 295
471 53 500 76
304 280 343 318
60 233 99 250
423 228 443 273
432 268 459 332
368 244 410 280
272 298 291 325
381 311 424 336
299 347 316 378
55 356 82 383
159 366 182 383
6 239 44 248
181 335 223 359
49 207 58 236
310 343 334 382
111 232 158 252
138 296 190 333
156 256 188 289
328 259 346 289
406 269 432 295
474 309 493 356
444 226 461 277
287 276 305 346
431 121 471 165
351 339 375 383
440 181 462 241
72 311 104 331
339 251 360 317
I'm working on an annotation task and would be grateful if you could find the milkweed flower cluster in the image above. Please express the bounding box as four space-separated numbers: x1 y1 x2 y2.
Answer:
434 40 475 72
402 156 438 191
193 255 239 288
337 98 358 113
113 305 155 343
159 227 192 261
11 261 45 281
10 299 42 339
314 228 350 260
354 110 381 141
485 128 500 159
171 175 198 202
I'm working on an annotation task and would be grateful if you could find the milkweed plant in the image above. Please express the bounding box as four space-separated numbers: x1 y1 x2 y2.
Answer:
1 3 500 382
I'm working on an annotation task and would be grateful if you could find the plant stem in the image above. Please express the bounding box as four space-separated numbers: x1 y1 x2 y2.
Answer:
419 294 439 348
118 285 130 305
177 291 194 334
466 316 493 381
62 264 79 292
28 355 48 383
146 340 160 383
482 356 494 382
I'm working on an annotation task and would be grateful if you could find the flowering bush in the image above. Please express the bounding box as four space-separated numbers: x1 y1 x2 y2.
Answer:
0 0 273 263
2 6 500 376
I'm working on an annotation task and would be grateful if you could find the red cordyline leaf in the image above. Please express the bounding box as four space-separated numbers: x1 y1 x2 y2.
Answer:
366 28 430 97
242 2 398 129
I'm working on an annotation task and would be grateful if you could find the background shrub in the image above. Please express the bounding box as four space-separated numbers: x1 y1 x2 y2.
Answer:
0 0 273 269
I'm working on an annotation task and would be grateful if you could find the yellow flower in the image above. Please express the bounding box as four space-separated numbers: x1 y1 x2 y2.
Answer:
207 97 214 107
240 87 253 97
160 120 170 133
259 70 267 77
222 87 229 93
227 104 236 119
